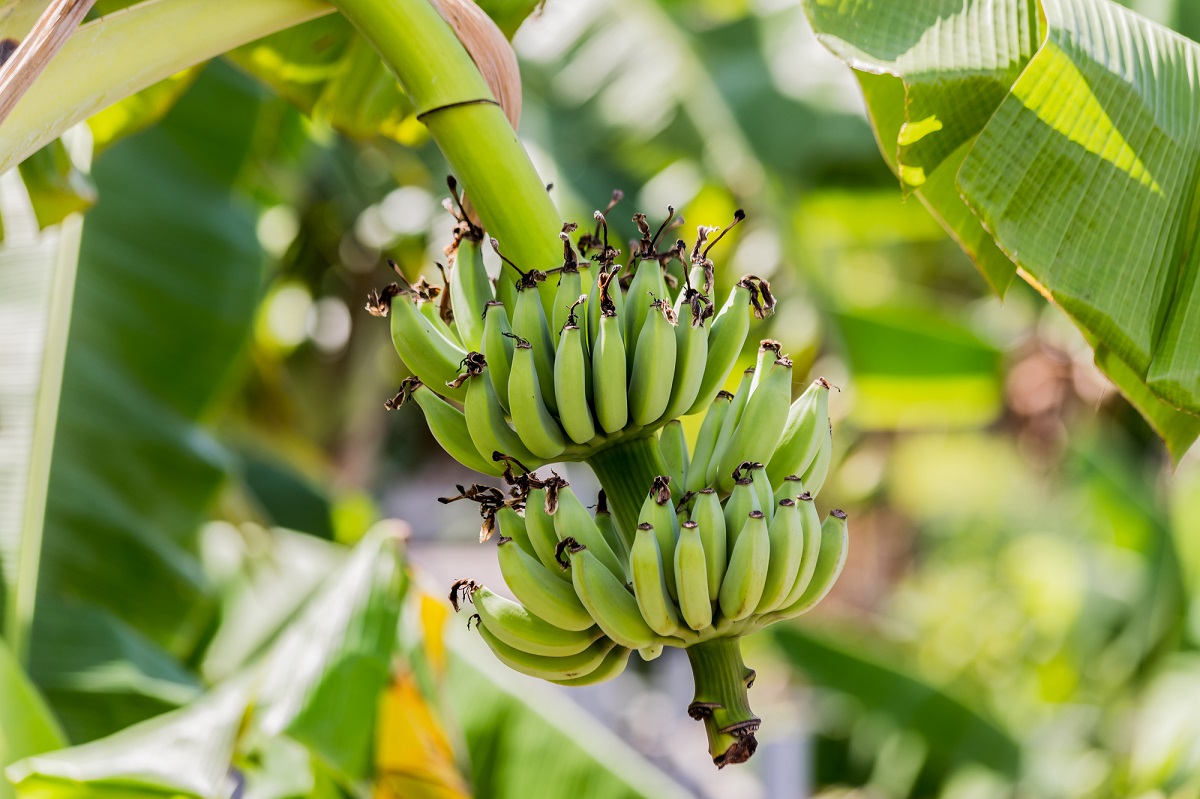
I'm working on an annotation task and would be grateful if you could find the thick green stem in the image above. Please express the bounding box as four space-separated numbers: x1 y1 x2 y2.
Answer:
332 0 563 290
585 436 668 545
685 637 760 767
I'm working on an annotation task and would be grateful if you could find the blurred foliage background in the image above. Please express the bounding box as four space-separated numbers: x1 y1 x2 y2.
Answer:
4 0 1200 797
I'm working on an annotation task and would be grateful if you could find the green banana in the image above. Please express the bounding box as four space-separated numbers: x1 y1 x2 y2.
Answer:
497 505 535 559
449 235 493 351
659 420 689 490
552 485 625 580
713 356 793 494
718 510 770 622
691 488 727 600
750 463 775 525
417 293 462 348
801 422 833 497
638 644 664 661
383 287 469 402
393 379 501 476
766 378 831 487
475 623 617 681
747 339 781 396
592 310 628 434
481 301 515 413
662 287 711 421
755 499 804 614
779 491 823 609
462 357 541 466
512 283 559 415
772 474 805 504
526 486 571 581
553 318 597 445
497 535 596 632
563 538 659 650
550 645 632 686
775 509 848 619
552 267 586 344
686 391 733 493
723 475 761 548
675 520 713 631
630 523 684 637
508 337 567 460
594 491 630 574
624 257 668 360
706 367 755 486
638 477 681 601
628 298 677 426
463 583 603 657
687 283 751 415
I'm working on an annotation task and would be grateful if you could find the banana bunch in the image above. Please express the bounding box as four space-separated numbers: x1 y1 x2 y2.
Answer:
368 188 775 475
445 354 846 768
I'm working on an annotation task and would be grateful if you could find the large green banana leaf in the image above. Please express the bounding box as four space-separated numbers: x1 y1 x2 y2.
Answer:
804 0 1200 459
0 63 267 744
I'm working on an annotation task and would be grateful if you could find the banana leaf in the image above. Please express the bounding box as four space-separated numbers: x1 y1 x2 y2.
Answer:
804 0 1200 459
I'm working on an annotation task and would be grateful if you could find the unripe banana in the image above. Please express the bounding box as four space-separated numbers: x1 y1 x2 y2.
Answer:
706 367 755 486
766 378 830 487
686 391 733 493
592 311 628 434
550 645 632 686
774 509 847 619
554 320 597 445
526 486 570 581
512 285 559 415
417 295 462 348
594 490 630 572
747 339 781 396
508 337 567 460
638 477 681 600
714 357 793 494
779 491 822 609
463 357 541 467
482 301 515 413
552 268 585 344
385 290 469 403
465 583 603 657
449 236 493 351
772 474 805 504
497 505 535 559
497 536 595 631
691 488 727 600
562 538 660 650
749 463 775 525
718 510 770 622
396 380 502 476
552 485 625 580
675 521 713 631
624 258 668 361
638 644 664 661
659 420 689 490
475 623 617 682
628 298 677 426
723 476 761 549
687 283 752 416
801 423 833 497
662 288 711 421
755 499 805 614
630 523 684 637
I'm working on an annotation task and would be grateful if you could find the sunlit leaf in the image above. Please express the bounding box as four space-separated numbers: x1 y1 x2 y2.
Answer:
14 140 96 231
805 0 1200 457
87 68 203 155
0 639 64 799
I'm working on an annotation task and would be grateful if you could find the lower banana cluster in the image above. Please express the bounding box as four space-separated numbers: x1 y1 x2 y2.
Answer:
369 191 773 475
447 355 846 768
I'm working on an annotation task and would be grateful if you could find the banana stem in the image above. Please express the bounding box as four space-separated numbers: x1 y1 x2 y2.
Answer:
585 436 668 544
685 637 759 767
331 0 563 290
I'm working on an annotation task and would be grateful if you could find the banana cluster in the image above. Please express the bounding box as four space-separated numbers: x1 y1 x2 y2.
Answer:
368 191 773 475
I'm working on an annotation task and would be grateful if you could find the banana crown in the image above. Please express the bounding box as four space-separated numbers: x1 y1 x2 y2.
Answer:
371 191 778 472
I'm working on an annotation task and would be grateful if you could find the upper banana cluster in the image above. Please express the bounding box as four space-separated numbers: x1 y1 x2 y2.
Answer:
367 187 773 476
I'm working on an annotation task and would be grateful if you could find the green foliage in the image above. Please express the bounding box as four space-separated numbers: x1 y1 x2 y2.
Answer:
805 0 1200 458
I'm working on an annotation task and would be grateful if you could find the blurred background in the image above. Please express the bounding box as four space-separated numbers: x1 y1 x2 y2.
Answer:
7 0 1200 797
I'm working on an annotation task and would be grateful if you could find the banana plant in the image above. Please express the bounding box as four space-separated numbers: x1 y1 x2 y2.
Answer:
802 0 1200 461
